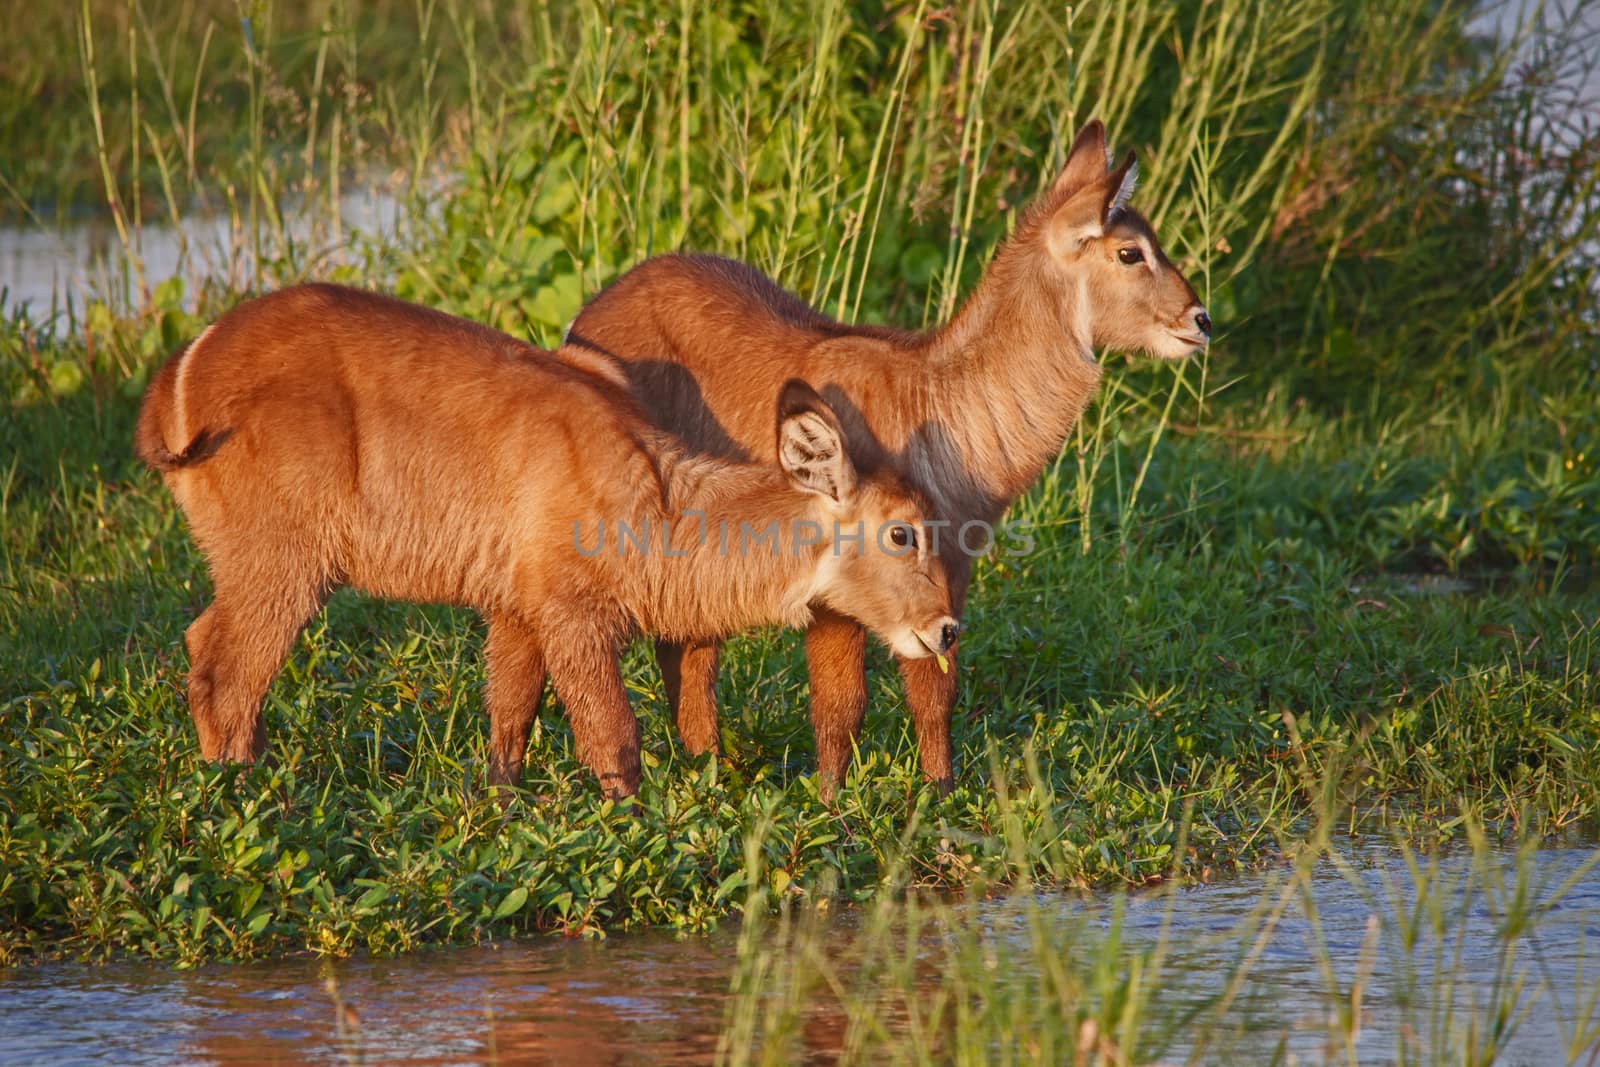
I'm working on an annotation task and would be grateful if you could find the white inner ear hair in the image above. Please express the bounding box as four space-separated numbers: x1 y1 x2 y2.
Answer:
1108 160 1139 222
785 412 837 459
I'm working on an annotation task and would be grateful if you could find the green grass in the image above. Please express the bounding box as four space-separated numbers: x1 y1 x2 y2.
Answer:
1 0 1598 996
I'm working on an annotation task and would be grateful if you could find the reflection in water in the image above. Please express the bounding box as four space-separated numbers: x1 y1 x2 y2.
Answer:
0 931 735 1066
0 845 1596 1065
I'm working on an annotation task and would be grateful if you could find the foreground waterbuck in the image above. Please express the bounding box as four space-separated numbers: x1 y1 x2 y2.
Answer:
134 284 958 797
565 119 1209 793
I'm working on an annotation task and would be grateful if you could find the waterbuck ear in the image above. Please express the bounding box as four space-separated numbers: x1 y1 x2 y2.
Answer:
1046 185 1106 255
776 380 857 505
1102 150 1138 221
1050 119 1109 198
1047 148 1139 255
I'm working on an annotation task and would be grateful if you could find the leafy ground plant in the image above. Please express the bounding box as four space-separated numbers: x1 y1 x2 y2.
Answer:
2 303 1595 963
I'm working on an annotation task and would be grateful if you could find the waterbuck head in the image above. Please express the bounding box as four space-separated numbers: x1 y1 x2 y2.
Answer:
776 380 959 661
1038 120 1210 360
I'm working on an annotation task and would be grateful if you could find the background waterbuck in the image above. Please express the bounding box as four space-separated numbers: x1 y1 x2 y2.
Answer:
564 119 1209 793
134 283 957 798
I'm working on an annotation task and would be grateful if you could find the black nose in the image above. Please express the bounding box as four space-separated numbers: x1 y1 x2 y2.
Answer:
1195 310 1212 337
940 621 960 652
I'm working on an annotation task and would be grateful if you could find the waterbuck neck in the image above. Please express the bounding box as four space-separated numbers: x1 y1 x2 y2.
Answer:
629 454 830 636
918 236 1104 514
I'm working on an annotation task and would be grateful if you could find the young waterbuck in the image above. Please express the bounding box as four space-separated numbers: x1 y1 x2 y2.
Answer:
564 119 1209 793
134 284 957 797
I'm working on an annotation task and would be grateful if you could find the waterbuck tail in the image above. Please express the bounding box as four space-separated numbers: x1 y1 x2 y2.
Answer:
134 334 229 472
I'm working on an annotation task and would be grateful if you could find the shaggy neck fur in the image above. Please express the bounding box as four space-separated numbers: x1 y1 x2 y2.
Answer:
914 202 1105 516
621 444 832 640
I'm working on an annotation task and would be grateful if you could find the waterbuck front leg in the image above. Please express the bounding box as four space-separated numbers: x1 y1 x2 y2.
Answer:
656 637 721 755
545 631 642 799
483 611 547 787
895 644 959 795
805 608 870 798
895 562 969 795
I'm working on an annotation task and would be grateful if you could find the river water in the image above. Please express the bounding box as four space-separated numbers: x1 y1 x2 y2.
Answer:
2 844 1596 1065
0 189 404 330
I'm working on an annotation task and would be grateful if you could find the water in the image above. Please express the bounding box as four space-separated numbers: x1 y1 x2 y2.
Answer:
1069 844 1600 1063
2 845 1595 1065
0 931 732 1066
0 190 405 330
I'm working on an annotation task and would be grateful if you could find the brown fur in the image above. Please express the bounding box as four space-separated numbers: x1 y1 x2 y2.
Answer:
136 283 956 797
564 120 1208 792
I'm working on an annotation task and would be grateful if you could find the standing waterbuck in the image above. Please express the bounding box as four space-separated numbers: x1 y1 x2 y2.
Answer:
134 284 958 797
565 119 1209 793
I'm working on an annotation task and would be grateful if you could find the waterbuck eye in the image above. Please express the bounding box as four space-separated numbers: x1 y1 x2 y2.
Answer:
889 524 917 550
1117 246 1144 265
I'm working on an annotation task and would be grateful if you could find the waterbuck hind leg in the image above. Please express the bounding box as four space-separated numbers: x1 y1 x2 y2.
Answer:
897 644 958 795
656 637 721 756
184 605 228 760
546 636 642 799
804 609 869 799
484 612 547 787
183 588 320 764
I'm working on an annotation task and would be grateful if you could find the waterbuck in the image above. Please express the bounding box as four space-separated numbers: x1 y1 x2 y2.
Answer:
564 119 1209 793
134 283 957 797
